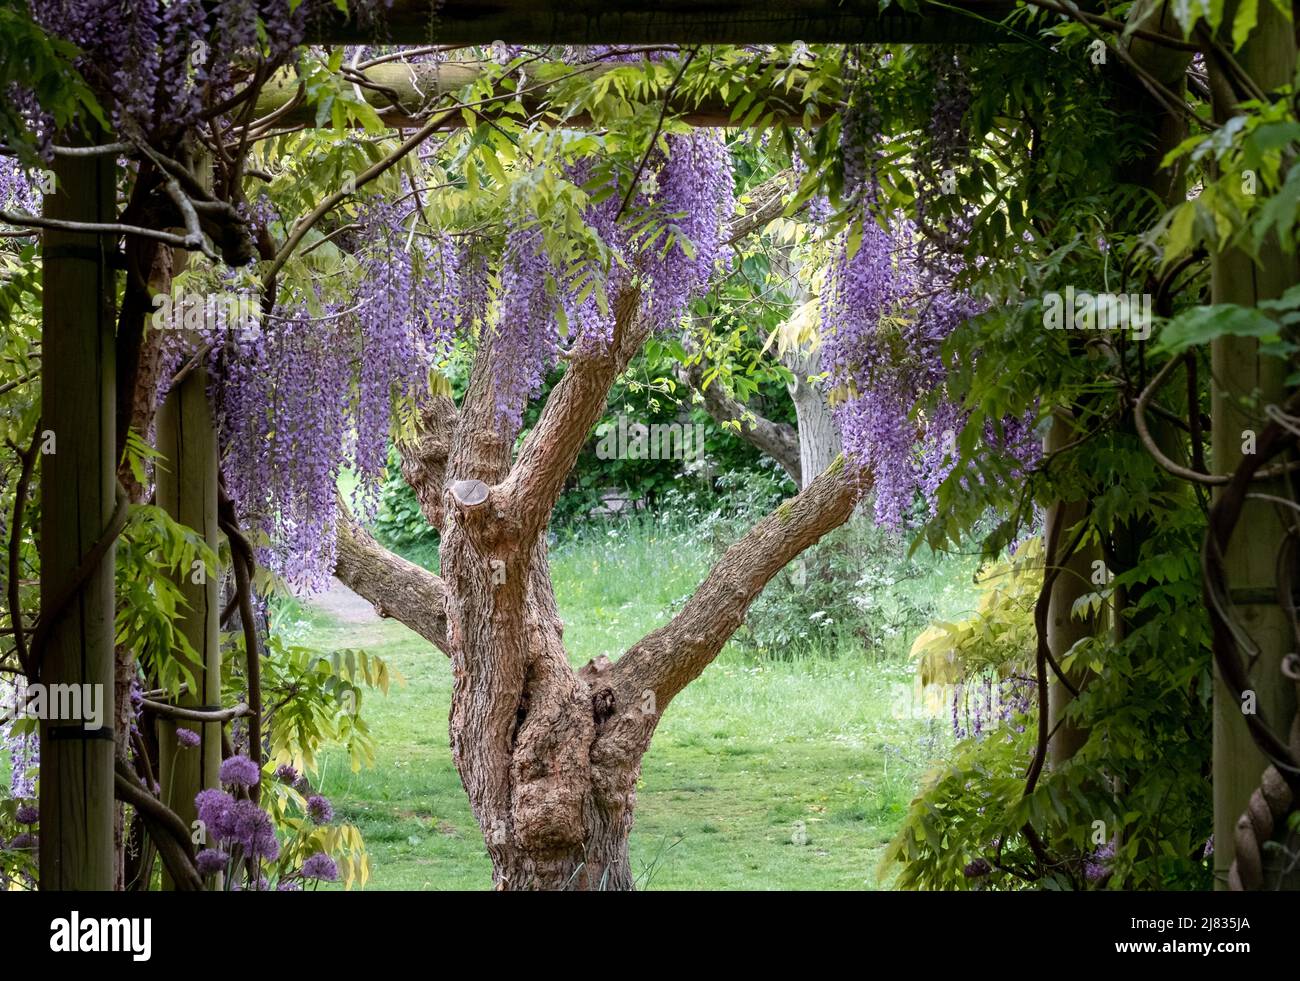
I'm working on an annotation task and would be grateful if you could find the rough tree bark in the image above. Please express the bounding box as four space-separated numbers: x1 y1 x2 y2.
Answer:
334 278 860 887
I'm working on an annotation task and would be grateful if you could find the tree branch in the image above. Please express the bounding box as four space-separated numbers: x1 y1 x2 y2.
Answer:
679 356 802 485
500 289 649 543
608 456 860 708
333 496 452 655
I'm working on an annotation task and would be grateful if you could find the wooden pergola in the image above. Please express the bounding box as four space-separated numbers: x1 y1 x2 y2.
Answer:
33 0 1295 891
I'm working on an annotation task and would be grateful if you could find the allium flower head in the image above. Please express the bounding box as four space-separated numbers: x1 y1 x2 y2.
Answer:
301 853 338 882
225 800 279 860
274 763 299 785
195 789 235 842
219 754 260 788
176 727 201 749
15 804 39 825
195 848 228 876
307 794 334 825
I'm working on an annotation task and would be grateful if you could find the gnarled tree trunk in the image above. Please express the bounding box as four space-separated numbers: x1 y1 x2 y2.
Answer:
335 277 859 888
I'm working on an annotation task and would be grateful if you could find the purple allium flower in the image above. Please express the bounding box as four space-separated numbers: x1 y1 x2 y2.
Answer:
219 754 260 788
277 880 302 891
301 853 338 882
195 788 236 842
9 832 36 850
195 848 228 876
15 804 38 825
225 800 279 860
176 727 201 749
232 875 270 892
274 763 299 785
307 794 334 825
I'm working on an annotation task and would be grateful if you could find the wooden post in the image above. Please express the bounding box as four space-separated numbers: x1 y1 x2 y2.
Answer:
1044 411 1099 767
154 367 221 887
38 145 117 890
1209 1 1300 887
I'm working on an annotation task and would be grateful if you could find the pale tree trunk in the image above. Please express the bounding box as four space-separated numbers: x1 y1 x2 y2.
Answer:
785 341 840 490
336 277 859 888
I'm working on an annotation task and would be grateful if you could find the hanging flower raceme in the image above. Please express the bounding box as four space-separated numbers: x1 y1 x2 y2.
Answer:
821 204 1038 528
483 130 735 429
351 192 459 500
185 291 350 593
636 131 736 326
207 125 733 580
489 224 562 431
29 0 294 137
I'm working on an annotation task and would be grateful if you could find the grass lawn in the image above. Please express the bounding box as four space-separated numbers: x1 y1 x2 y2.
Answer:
289 516 972 890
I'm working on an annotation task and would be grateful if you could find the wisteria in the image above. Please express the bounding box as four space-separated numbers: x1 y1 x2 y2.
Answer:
0 157 40 213
28 0 297 138
820 116 1036 528
484 130 734 430
2 679 37 801
351 192 460 496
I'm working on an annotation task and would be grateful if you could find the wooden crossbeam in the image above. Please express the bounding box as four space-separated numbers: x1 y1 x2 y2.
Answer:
255 61 824 129
305 0 1022 45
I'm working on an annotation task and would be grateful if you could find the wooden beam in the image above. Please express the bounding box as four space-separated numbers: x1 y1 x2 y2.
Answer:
305 0 1021 45
253 60 822 129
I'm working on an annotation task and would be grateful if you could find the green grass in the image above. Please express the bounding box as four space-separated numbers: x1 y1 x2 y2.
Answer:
288 515 972 890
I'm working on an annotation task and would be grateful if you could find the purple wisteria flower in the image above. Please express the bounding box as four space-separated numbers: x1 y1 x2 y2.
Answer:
176 727 201 749
1085 839 1117 882
15 804 38 825
219 754 260 789
307 794 334 825
195 848 228 876
301 853 338 882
